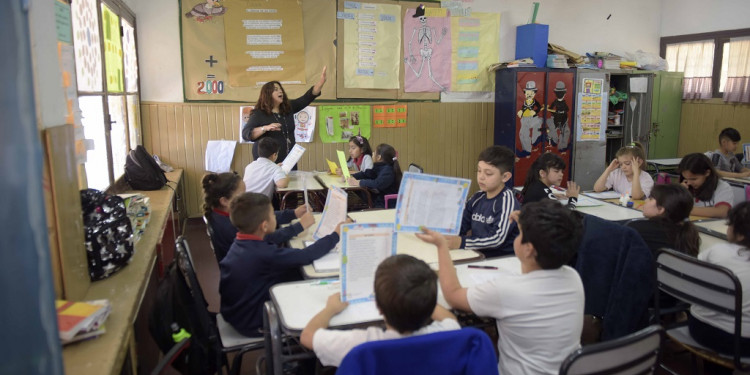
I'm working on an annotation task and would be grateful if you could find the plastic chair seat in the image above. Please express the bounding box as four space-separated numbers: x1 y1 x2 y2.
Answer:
666 326 750 367
217 313 264 349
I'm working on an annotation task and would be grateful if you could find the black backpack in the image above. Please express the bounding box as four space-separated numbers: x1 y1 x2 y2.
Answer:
80 189 135 281
125 145 167 190
148 262 218 375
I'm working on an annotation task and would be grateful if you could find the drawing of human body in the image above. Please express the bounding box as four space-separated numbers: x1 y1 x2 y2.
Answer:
405 5 447 92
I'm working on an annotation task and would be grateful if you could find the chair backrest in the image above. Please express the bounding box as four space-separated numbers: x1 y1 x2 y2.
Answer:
408 163 424 173
655 172 672 185
336 328 498 375
203 215 224 263
383 194 398 209
655 249 744 367
745 184 750 202
559 325 664 375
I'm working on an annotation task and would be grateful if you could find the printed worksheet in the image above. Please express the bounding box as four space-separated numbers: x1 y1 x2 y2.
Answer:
340 223 397 303
395 172 471 234
280 144 305 174
313 186 348 240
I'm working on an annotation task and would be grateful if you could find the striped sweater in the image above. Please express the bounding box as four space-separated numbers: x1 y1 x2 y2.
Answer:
459 188 520 258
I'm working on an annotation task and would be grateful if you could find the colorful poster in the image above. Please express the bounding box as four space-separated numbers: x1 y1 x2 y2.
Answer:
403 6 451 93
373 104 407 128
223 0 306 87
101 4 123 93
239 106 254 143
341 2 401 89
577 78 605 141
294 106 316 143
450 12 499 92
318 105 371 143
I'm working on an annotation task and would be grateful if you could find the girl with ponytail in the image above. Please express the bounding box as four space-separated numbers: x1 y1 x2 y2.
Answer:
347 143 402 208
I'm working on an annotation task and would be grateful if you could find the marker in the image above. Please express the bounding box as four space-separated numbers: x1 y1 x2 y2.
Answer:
468 265 498 270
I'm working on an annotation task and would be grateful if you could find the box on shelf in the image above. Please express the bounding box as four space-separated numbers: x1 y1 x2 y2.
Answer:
515 24 548 68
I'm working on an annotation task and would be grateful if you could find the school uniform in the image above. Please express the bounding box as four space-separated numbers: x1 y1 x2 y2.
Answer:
219 232 339 337
352 162 399 208
460 188 520 258
243 157 287 198
693 179 734 208
312 319 461 367
522 180 577 208
604 169 654 198
467 266 584 375
625 219 679 255
207 208 303 261
347 154 373 172
706 149 743 173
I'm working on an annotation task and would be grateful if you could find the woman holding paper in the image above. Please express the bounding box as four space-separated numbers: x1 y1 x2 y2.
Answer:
242 66 327 163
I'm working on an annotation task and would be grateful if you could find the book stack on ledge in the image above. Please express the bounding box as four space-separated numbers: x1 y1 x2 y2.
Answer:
488 58 536 71
56 299 111 345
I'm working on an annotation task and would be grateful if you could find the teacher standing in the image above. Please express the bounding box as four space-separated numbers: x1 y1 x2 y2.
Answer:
242 66 327 162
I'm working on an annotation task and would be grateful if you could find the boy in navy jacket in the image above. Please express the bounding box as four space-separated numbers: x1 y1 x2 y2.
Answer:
220 192 343 337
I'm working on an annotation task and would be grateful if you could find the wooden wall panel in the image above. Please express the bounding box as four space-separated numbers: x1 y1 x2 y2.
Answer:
141 101 495 218
678 100 750 156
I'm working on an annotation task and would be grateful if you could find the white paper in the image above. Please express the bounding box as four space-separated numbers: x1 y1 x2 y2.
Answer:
395 172 471 234
280 144 305 174
629 77 648 93
205 140 237 173
294 106 316 143
341 223 397 303
313 186 348 240
571 194 605 207
583 191 622 199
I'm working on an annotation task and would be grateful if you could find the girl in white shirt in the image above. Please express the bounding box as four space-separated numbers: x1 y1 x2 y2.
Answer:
678 153 734 218
593 142 654 199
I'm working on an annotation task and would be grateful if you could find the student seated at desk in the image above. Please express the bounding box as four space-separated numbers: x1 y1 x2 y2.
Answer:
678 153 734 219
346 143 402 208
521 152 580 208
418 199 584 375
593 142 653 199
445 146 519 258
220 193 343 337
243 138 289 198
202 172 314 262
346 135 373 173
705 127 750 178
300 254 460 367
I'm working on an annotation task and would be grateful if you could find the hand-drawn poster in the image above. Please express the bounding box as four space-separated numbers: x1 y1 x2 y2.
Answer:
318 105 371 143
450 12 499 92
223 0 306 87
403 6 451 93
294 106 316 143
239 106 254 143
340 2 401 89
373 104 407 128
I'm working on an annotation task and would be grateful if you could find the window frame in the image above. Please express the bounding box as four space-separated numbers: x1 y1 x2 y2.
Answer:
660 28 750 99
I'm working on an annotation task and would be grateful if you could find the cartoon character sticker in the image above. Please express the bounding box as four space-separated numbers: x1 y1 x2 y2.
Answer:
546 81 571 152
185 0 226 23
517 80 543 156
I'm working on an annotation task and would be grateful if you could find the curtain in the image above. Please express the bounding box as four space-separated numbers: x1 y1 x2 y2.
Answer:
666 40 714 100
723 37 750 103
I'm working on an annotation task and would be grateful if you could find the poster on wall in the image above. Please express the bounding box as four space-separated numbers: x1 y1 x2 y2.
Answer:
403 6 451 93
318 105 371 143
340 2 402 89
294 106 316 143
577 78 605 141
450 12 499 92
239 106 254 143
373 104 407 128
223 0 307 87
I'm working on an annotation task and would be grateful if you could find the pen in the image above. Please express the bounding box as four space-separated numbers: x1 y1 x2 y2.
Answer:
468 265 498 270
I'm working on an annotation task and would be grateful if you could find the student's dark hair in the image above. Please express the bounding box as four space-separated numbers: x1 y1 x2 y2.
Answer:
518 199 583 269
719 127 741 143
374 254 437 333
727 201 750 249
478 145 514 174
348 135 373 159
255 81 291 115
257 137 280 158
375 143 402 187
615 142 647 168
649 184 700 256
677 153 720 202
202 172 242 219
522 153 566 196
229 192 272 234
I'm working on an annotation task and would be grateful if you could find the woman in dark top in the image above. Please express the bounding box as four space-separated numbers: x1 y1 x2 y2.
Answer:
626 183 700 256
242 66 327 162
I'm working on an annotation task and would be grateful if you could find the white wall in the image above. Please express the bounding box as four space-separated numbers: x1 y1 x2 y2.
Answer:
130 0 666 103
661 0 750 37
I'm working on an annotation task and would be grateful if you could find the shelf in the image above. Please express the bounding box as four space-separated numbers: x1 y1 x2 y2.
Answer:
607 135 623 139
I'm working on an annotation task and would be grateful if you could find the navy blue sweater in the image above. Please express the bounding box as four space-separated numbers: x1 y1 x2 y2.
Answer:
219 232 339 336
208 208 303 261
352 162 399 208
460 188 520 258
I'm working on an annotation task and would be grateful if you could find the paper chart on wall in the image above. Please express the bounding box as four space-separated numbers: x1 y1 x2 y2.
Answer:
340 2 401 89
450 12 499 92
317 105 372 143
294 106 316 143
340 223 397 303
313 186 348 240
394 172 471 235
576 78 606 142
402 7 451 93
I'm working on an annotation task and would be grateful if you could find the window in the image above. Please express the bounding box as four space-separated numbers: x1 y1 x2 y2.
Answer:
72 0 141 190
661 28 750 101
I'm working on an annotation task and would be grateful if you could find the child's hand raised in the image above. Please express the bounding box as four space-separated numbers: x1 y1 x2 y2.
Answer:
299 211 315 229
294 204 309 218
324 293 348 315
416 226 449 249
566 182 580 198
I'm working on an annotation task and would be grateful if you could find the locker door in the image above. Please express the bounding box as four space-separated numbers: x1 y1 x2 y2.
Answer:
514 71 546 186
545 71 576 186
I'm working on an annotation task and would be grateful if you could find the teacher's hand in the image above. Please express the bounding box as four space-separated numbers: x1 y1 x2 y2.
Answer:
266 123 282 131
313 66 327 95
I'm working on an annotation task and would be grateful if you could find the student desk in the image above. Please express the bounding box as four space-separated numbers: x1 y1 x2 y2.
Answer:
647 158 682 174
720 177 750 204
595 198 710 222
696 219 729 241
276 171 325 210
290 209 483 278
576 197 645 221
314 172 373 209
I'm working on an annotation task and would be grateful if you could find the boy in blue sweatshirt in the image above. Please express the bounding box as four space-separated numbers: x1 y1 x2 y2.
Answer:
446 146 520 258
220 192 343 337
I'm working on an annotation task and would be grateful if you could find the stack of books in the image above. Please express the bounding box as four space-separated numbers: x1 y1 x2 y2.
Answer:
56 299 111 345
488 58 536 71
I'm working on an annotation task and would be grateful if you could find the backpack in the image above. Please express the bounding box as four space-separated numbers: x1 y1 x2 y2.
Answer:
125 145 167 190
148 262 218 375
80 189 135 281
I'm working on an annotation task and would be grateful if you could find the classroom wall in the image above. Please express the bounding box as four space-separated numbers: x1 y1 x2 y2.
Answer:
678 100 750 156
661 0 750 37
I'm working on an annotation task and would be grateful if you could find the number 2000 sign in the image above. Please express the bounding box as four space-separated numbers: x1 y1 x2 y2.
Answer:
197 80 225 94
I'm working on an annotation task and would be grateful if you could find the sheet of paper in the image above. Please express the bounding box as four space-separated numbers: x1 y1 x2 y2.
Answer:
313 186 348 240
394 172 471 234
629 77 648 93
280 144 305 174
583 191 621 199
326 158 339 174
303 174 310 210
205 140 237 173
572 194 604 207
341 223 397 303
336 150 350 179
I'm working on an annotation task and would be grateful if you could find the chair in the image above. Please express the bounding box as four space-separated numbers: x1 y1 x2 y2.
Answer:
384 164 423 209
408 163 424 173
384 194 398 209
175 236 264 375
263 301 315 375
559 325 664 375
655 249 749 372
203 215 225 264
655 172 672 185
745 184 750 202
335 328 498 375
150 337 191 375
